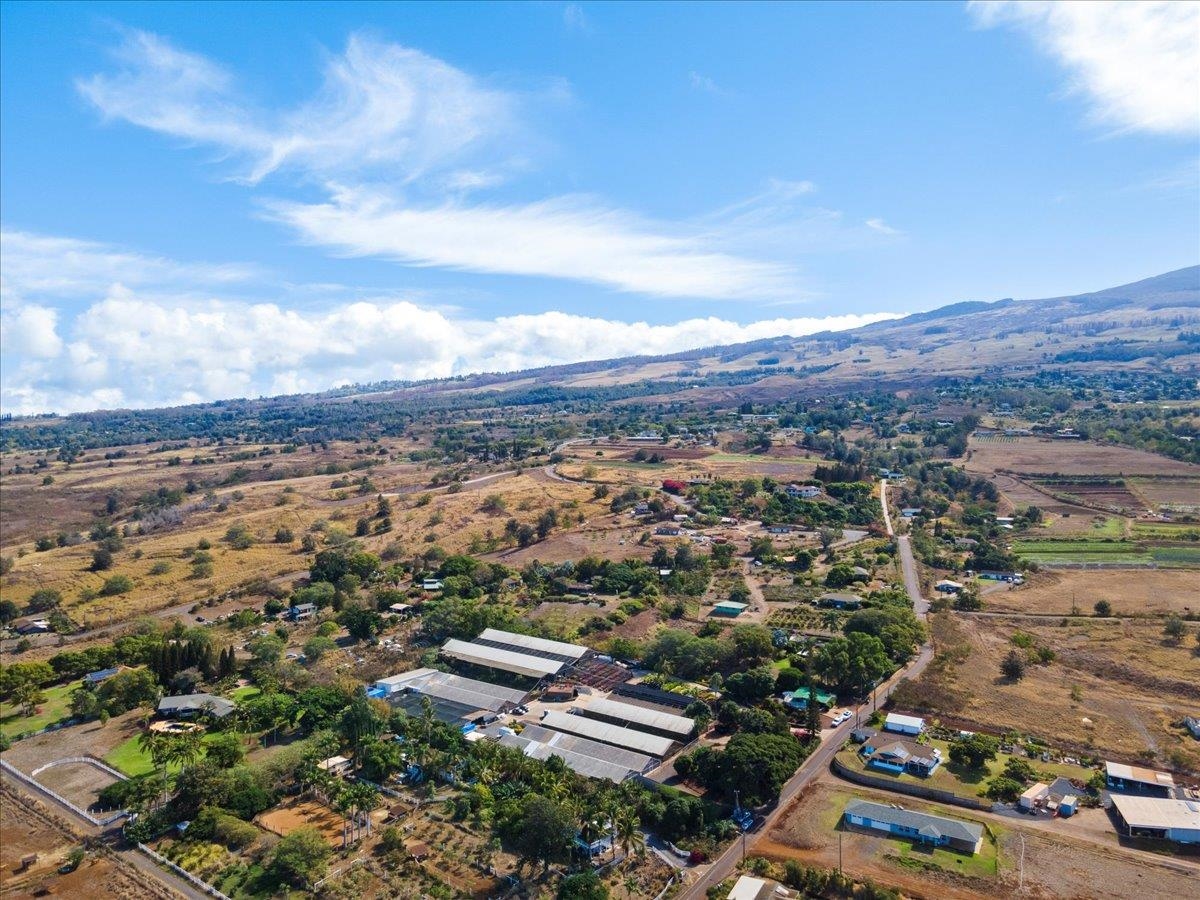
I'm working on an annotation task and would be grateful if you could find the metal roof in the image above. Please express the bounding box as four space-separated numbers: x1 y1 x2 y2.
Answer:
1106 761 1176 787
500 724 654 783
376 668 528 713
540 710 674 756
1110 794 1200 832
157 693 235 718
844 800 983 845
583 697 695 736
884 713 925 730
477 628 589 660
441 639 564 678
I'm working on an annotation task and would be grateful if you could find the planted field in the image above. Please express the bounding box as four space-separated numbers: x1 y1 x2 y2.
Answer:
1032 478 1148 515
1012 539 1200 567
766 607 840 632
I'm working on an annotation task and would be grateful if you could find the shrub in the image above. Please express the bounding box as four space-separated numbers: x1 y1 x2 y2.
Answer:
99 575 134 596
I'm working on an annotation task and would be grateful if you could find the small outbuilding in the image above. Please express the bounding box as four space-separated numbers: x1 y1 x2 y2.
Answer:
883 713 925 736
712 600 749 617
1018 782 1050 811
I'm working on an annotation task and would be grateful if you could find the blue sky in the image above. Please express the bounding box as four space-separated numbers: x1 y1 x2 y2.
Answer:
2 1 1197 413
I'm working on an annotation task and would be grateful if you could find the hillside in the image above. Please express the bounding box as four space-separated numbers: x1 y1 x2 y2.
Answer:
3 265 1197 450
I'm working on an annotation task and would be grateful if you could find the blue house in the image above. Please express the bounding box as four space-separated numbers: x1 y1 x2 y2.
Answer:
843 800 983 854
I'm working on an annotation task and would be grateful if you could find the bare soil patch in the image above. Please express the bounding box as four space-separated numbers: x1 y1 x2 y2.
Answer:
966 436 1200 478
34 761 121 812
256 797 346 846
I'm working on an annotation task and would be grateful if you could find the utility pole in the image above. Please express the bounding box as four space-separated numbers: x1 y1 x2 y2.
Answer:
838 828 843 874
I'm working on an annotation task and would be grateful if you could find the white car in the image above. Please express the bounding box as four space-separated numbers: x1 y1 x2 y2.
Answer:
833 709 853 725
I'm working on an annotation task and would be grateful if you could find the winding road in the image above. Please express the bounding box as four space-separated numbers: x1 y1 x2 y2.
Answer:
678 479 935 899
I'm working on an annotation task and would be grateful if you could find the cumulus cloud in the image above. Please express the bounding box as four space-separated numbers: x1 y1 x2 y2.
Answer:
969 1 1200 136
1 285 900 415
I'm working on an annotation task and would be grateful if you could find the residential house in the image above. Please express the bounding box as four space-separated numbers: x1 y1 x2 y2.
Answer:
843 800 984 854
157 693 235 720
318 755 353 777
935 580 963 594
859 736 942 777
288 602 316 621
817 592 863 610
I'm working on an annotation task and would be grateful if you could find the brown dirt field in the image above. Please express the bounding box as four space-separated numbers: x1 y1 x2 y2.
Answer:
965 436 1200 478
905 613 1200 772
1129 476 1200 510
985 569 1200 616
987 473 1110 524
0 784 175 900
257 797 347 846
34 761 121 812
755 780 1200 900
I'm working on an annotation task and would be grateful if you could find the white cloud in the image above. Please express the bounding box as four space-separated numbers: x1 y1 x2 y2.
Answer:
689 71 730 96
78 30 871 300
1 287 901 415
79 30 519 184
265 187 795 300
968 1 1200 136
865 217 901 236
563 3 591 33
0 230 256 301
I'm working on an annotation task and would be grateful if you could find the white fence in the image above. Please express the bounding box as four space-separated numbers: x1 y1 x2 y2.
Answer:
0 757 127 827
137 842 233 900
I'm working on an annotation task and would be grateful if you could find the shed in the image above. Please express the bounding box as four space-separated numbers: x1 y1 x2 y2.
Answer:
84 667 121 685
1059 795 1078 817
883 713 925 736
1019 782 1049 810
712 600 749 617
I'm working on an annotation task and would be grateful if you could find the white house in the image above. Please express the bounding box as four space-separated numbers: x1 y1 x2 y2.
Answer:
883 713 925 736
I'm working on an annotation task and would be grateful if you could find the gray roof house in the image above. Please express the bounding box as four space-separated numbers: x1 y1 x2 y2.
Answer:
843 800 984 854
157 693 236 719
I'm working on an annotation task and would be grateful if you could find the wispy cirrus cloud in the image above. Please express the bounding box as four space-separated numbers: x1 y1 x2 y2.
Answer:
264 186 795 300
76 29 898 301
689 71 731 97
968 1 1200 137
865 217 901 236
0 229 257 302
78 30 522 186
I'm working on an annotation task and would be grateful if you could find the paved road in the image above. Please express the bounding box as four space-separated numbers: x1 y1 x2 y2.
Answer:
679 481 935 899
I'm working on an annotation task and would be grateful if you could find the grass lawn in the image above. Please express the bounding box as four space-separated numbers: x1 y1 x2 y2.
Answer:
228 686 261 702
0 680 82 737
104 729 230 777
708 453 813 464
890 830 998 879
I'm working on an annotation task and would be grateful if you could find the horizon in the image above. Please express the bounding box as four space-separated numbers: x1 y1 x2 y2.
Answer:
2 1 1198 415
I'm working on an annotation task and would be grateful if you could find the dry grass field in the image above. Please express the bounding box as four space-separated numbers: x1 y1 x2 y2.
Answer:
902 613 1200 772
985 569 1200 616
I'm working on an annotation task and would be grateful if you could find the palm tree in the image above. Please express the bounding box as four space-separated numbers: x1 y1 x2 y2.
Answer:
615 809 644 861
